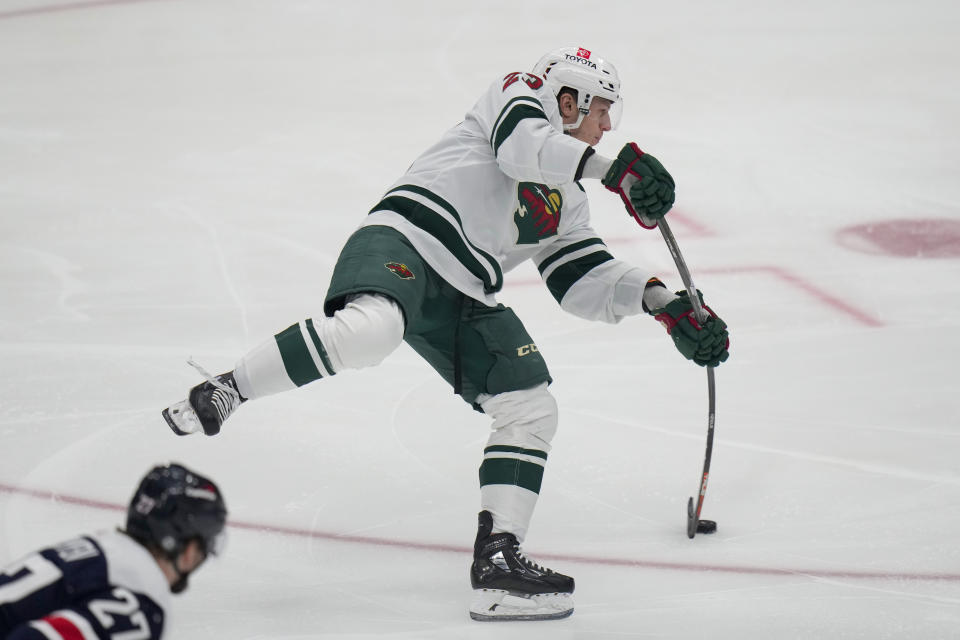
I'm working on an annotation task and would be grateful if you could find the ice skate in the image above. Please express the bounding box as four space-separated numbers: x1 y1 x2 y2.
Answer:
469 510 574 621
162 361 245 436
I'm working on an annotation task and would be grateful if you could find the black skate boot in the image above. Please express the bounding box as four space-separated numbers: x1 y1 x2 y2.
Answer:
469 510 574 621
162 362 246 436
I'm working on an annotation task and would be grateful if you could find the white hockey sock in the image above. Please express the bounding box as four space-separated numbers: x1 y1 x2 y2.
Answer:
476 383 558 544
481 484 540 543
233 293 404 400
233 336 297 400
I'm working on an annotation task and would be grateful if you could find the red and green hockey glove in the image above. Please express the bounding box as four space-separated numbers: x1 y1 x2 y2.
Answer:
652 290 729 368
601 143 676 229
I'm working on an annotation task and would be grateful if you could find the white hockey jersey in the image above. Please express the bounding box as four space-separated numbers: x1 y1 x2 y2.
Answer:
0 530 171 640
364 70 651 323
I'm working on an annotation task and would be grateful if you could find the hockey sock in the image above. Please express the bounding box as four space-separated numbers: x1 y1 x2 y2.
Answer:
476 383 558 543
233 293 404 400
233 321 330 400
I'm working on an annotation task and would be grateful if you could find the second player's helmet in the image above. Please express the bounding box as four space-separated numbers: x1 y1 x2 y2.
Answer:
532 46 622 131
125 462 227 560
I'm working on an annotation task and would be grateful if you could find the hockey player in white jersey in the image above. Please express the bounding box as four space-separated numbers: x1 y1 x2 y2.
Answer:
162 46 729 621
0 463 227 639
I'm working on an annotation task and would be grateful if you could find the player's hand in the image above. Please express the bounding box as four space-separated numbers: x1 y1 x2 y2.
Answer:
651 290 729 367
601 143 675 229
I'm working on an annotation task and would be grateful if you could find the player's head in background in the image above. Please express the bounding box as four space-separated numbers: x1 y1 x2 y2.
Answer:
124 462 227 594
533 46 622 146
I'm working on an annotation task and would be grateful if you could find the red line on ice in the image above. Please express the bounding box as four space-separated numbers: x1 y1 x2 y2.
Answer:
663 210 714 237
3 482 952 582
701 265 883 327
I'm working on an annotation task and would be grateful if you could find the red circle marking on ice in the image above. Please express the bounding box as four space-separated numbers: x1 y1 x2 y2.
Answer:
836 218 960 258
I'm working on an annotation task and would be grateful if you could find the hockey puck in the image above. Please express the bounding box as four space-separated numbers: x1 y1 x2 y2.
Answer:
686 497 718 538
696 519 717 534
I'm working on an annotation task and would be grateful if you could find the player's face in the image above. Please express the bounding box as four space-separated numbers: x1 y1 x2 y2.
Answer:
569 97 613 146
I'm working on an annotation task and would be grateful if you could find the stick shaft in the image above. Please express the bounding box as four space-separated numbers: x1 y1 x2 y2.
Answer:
657 219 706 321
657 219 716 523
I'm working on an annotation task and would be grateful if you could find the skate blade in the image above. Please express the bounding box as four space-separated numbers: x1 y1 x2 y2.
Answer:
469 589 573 621
161 400 202 436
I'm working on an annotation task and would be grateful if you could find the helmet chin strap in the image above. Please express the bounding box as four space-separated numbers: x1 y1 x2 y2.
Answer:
170 571 190 594
562 106 590 132
168 545 206 594
562 89 596 131
168 553 192 593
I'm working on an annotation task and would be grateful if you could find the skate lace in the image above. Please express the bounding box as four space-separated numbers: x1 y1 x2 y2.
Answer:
514 545 552 574
188 358 241 422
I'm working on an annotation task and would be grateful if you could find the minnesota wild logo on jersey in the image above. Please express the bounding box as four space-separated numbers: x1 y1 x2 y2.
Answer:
384 262 415 279
514 182 563 244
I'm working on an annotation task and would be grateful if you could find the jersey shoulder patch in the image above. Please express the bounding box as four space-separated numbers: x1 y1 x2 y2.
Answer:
501 71 544 92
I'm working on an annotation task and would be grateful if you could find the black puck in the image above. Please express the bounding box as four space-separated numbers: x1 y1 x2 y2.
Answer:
696 519 717 534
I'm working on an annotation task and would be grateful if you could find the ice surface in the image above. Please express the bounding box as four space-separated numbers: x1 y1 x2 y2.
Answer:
1 0 959 638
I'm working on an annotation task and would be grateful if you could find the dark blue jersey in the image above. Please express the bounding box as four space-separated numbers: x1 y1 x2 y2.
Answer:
0 531 169 640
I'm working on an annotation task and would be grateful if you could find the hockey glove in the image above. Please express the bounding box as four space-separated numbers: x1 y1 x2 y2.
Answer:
652 290 729 368
601 143 676 229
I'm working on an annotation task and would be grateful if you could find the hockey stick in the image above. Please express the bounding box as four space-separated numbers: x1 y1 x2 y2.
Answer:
656 218 718 539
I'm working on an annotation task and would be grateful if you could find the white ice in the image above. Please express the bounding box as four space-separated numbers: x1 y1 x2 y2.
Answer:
1 0 959 638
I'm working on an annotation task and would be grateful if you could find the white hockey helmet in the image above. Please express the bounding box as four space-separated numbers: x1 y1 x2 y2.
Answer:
532 46 622 131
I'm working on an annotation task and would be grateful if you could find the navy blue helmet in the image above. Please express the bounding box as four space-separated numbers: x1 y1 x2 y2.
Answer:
125 463 227 559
